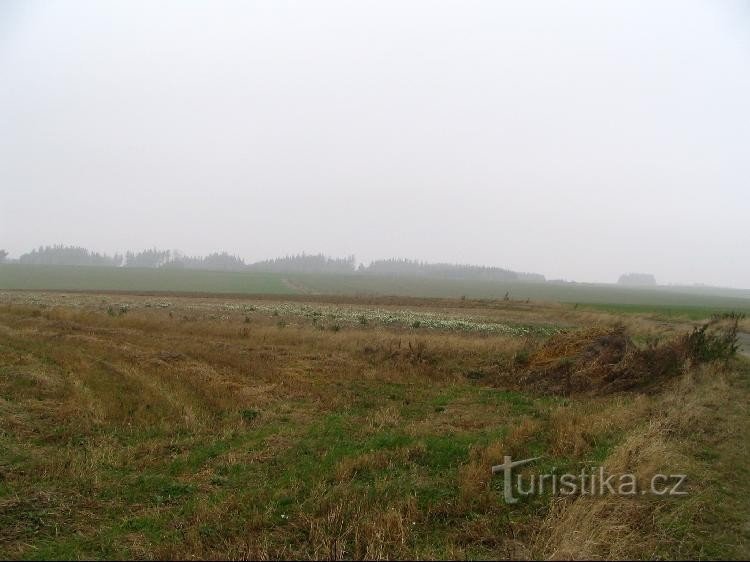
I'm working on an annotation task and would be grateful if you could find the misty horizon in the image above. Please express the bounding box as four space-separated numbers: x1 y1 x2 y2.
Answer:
2 1 749 288
3 242 746 289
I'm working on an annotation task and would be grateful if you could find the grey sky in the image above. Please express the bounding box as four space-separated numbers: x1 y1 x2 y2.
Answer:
1 0 749 287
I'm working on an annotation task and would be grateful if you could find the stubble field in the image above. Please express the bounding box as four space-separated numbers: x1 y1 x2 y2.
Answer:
0 291 748 559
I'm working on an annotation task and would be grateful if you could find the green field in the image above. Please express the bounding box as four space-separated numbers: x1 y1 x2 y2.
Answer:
576 302 750 320
287 272 750 310
2 264 750 314
0 264 294 295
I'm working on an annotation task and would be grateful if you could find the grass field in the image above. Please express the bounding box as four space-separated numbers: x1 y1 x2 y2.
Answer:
0 291 748 559
576 302 750 321
2 265 750 313
0 265 294 295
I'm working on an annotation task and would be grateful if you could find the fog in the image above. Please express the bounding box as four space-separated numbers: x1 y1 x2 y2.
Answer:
1 0 749 287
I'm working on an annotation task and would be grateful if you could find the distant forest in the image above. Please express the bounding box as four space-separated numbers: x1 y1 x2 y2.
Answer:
1 245 546 282
361 258 544 282
617 273 657 286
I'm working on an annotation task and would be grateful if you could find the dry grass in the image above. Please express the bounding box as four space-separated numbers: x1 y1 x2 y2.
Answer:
0 291 748 559
531 364 750 560
546 395 650 458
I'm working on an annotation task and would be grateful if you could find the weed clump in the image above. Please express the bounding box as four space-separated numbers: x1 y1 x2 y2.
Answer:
241 408 260 423
107 305 128 317
683 312 743 362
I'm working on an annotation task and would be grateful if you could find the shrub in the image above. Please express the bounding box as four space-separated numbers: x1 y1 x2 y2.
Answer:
684 322 739 362
241 408 260 423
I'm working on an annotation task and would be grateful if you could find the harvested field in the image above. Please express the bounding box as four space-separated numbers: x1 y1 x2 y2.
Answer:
0 291 748 559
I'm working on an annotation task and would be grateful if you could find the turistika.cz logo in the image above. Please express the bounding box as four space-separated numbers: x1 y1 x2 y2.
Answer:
491 456 688 504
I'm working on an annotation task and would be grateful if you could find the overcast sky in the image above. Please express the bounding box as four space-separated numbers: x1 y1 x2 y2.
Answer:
1 1 749 287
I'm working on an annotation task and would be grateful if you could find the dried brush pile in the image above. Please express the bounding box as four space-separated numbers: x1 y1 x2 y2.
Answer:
512 314 743 396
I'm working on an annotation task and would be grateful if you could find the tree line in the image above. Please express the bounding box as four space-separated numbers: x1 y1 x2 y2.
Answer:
14 245 124 267
359 258 544 282
9 246 249 271
0 245 546 281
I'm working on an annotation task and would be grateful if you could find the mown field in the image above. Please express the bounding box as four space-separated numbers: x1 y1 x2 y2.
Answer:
3 265 750 313
0 291 748 559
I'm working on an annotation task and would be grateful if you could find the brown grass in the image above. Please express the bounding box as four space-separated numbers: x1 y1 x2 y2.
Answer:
0 291 748 560
530 364 750 560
